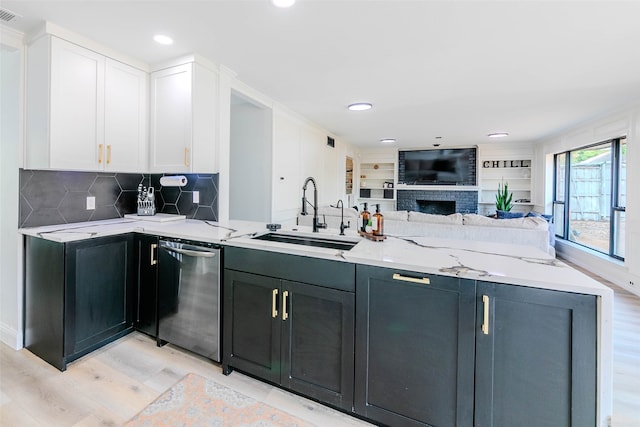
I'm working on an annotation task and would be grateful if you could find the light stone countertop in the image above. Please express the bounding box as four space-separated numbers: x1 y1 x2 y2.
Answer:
19 216 612 297
19 215 614 425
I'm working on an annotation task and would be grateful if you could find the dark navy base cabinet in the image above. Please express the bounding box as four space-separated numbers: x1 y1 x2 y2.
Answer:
355 264 476 427
134 234 159 337
24 234 134 371
474 281 597 427
223 247 355 412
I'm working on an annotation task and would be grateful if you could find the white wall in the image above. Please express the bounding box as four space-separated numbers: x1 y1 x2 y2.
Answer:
221 72 356 226
0 26 24 349
535 104 640 296
229 94 272 221
270 105 354 225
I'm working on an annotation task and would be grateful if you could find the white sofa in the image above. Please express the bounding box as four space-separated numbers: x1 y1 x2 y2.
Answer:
297 207 555 256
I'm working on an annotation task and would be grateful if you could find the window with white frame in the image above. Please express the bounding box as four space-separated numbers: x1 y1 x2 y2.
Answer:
553 137 626 260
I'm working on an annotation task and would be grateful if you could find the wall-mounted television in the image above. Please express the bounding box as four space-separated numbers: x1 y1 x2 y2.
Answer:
398 147 477 186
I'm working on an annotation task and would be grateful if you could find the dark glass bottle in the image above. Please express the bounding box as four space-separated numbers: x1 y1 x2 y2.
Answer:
372 204 384 236
360 203 370 232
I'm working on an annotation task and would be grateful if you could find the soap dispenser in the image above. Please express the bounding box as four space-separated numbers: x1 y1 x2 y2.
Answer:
360 203 370 232
372 204 384 236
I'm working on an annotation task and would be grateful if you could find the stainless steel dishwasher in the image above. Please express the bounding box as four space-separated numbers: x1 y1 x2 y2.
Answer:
157 238 221 362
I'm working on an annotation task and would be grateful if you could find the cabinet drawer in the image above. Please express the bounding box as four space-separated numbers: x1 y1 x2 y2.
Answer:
360 265 462 289
224 246 355 292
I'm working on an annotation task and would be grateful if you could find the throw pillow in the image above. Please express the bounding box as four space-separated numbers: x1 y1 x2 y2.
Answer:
497 210 525 219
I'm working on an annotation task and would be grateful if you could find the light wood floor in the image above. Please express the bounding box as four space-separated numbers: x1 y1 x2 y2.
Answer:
0 332 373 427
1 266 638 427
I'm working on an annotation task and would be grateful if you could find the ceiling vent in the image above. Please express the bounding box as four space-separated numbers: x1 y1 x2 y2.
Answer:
0 8 22 23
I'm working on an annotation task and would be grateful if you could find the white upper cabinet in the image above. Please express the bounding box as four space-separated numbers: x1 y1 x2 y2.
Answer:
104 58 148 172
25 35 148 172
49 37 104 170
149 60 218 173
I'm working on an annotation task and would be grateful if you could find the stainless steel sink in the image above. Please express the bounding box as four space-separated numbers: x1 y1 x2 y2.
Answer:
252 232 359 251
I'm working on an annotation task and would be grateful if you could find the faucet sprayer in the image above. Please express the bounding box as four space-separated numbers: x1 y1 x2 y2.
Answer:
301 177 326 232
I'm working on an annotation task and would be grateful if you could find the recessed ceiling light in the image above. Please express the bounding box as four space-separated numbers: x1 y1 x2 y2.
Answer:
488 132 509 138
272 0 295 7
380 138 396 144
348 103 373 111
153 34 174 45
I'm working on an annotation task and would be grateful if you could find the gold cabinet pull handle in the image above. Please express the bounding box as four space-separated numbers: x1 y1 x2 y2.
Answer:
184 147 190 167
106 145 112 165
98 144 103 164
150 243 157 266
282 290 289 321
392 273 430 285
482 295 490 335
272 289 278 318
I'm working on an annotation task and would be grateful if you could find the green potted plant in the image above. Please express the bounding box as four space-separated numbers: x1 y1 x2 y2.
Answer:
495 180 513 216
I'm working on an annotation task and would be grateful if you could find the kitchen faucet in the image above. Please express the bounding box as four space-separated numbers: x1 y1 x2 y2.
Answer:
301 177 327 232
331 199 350 235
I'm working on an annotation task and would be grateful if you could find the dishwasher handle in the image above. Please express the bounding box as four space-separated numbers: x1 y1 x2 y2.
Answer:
160 241 219 258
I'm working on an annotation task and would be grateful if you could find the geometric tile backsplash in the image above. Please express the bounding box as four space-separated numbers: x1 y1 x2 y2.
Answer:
19 169 218 228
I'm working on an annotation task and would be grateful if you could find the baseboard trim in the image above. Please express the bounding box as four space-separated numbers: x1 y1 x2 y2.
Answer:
0 322 23 350
556 240 640 297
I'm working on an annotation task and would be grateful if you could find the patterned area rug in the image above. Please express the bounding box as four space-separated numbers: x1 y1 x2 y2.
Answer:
126 373 315 427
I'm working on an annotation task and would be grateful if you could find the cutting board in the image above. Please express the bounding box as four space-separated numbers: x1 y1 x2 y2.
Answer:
124 213 186 222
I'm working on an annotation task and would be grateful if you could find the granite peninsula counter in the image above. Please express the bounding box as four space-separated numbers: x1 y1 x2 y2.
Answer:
20 217 613 426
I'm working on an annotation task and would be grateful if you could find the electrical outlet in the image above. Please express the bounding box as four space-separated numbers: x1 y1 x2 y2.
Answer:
86 196 95 210
630 280 635 287
193 191 199 204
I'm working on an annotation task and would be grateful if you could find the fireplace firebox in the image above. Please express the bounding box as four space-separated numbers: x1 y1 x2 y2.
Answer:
416 200 456 215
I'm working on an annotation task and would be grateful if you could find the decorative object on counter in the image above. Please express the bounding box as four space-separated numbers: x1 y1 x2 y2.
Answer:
358 229 387 241
125 373 311 427
360 203 370 232
372 204 384 236
266 223 282 231
159 175 188 187
495 179 513 215
137 184 156 216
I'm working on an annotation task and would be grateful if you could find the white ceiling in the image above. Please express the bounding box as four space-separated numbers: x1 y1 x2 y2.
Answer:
3 0 640 149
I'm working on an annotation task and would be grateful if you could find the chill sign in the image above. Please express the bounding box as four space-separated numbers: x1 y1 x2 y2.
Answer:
482 160 531 168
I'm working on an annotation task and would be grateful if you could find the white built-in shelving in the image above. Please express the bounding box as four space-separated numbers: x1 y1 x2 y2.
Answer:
356 155 396 211
478 156 533 215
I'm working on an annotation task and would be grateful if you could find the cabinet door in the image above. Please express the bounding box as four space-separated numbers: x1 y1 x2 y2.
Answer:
104 58 148 172
281 280 355 412
65 235 134 359
149 63 192 173
355 265 476 427
134 235 158 337
50 37 105 170
474 281 596 427
223 270 281 384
